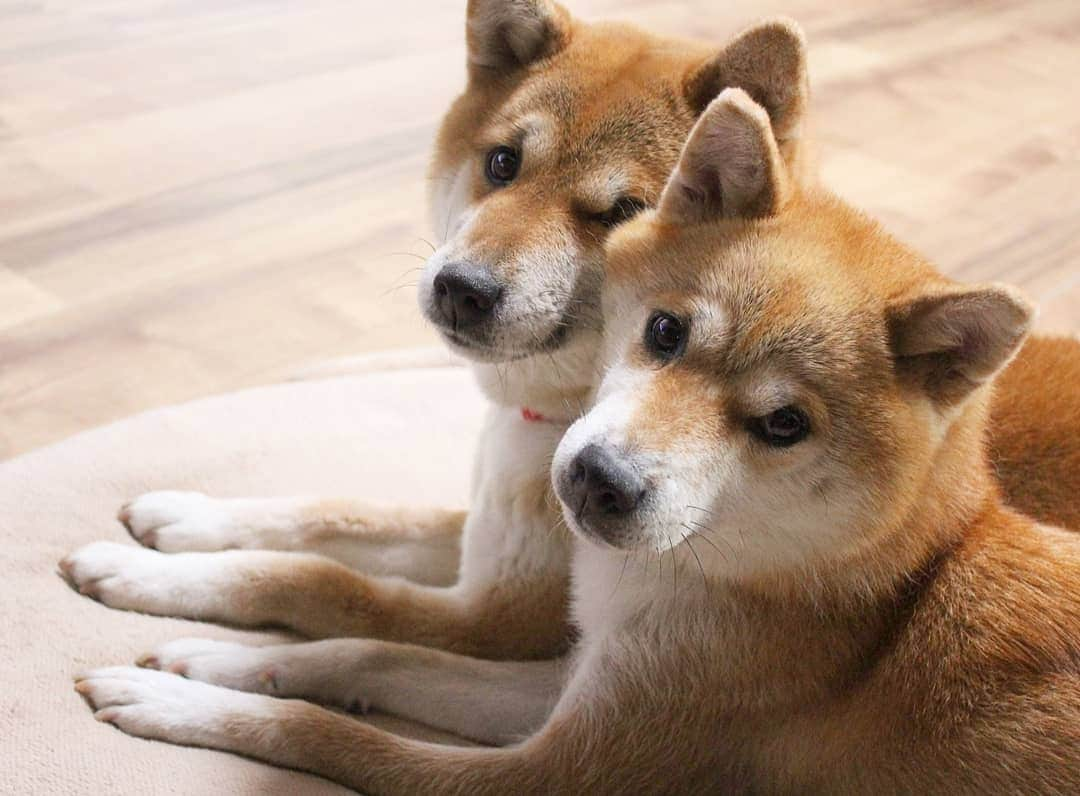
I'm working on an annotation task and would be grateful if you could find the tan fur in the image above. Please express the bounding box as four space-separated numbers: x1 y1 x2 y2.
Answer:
66 4 1079 786
60 1 1080 787
657 87 791 222
117 498 466 586
62 6 814 666
990 334 1080 530
431 11 810 260
430 1 1080 540
106 550 567 659
557 93 1078 790
74 89 1079 793
63 5 1076 671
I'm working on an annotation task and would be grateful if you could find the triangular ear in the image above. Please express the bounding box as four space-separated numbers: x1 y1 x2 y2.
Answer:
466 0 570 75
684 17 808 144
887 284 1034 406
657 88 788 225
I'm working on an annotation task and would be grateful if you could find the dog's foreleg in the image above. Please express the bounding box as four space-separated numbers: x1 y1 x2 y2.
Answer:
75 666 626 795
138 637 565 745
120 492 464 586
61 543 568 657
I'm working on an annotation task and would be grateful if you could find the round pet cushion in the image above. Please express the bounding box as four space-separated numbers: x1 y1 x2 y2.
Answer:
0 358 485 795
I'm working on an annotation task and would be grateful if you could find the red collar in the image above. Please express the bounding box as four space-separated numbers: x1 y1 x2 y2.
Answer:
520 407 547 423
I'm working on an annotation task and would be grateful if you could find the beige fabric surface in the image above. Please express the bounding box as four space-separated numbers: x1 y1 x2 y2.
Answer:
0 359 486 794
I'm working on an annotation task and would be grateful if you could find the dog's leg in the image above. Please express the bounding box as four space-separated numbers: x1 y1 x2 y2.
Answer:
74 666 642 794
120 493 464 586
60 543 568 657
137 637 565 745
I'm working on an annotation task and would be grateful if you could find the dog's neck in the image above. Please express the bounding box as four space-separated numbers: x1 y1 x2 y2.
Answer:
470 330 600 425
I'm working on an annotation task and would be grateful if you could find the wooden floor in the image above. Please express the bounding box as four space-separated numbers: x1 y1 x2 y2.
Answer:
2 0 1078 459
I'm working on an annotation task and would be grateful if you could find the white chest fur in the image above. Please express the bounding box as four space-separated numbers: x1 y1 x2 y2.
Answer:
457 405 573 589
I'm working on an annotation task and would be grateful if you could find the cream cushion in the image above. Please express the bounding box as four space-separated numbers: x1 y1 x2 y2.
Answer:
0 354 486 794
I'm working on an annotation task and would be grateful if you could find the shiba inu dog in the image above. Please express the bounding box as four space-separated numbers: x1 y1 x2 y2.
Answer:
74 89 1079 793
61 2 813 739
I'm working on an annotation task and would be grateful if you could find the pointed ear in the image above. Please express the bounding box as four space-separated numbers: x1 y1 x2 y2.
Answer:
466 0 570 75
887 284 1035 405
657 88 788 225
684 17 808 144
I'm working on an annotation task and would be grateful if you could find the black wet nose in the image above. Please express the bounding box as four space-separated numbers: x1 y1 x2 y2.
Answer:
567 444 645 518
432 263 501 331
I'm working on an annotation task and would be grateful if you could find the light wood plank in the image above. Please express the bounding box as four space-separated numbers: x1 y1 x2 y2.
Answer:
1 0 1077 458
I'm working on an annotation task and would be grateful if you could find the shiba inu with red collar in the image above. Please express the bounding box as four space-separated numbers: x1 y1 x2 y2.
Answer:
75 88 1079 793
62 3 812 741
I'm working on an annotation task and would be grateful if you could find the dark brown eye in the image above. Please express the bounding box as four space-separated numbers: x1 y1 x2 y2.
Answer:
750 406 811 448
485 146 520 185
592 196 648 228
646 312 685 359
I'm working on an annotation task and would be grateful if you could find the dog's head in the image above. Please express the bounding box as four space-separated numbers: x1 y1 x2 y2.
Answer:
421 1 809 366
552 90 1033 580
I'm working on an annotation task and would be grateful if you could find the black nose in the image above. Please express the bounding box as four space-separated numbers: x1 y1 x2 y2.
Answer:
565 444 645 519
432 263 501 331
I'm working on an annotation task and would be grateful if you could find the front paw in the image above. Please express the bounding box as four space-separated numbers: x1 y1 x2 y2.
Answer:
119 491 234 552
75 666 275 747
138 638 281 694
60 541 184 614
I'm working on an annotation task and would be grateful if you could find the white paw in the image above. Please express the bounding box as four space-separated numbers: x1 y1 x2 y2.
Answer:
75 666 275 747
119 491 234 553
60 541 203 615
138 638 278 693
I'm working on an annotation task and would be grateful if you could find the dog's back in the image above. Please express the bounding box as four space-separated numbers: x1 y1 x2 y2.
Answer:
991 336 1080 530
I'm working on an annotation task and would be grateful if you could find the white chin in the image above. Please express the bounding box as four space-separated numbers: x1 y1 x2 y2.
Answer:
439 334 507 362
442 330 547 364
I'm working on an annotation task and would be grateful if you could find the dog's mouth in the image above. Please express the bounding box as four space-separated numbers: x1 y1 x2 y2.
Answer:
439 330 530 363
560 503 645 552
438 313 574 363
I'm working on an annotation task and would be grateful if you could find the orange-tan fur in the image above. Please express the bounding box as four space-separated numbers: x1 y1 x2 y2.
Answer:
548 90 1079 791
63 3 820 747
60 4 812 666
991 335 1080 530
64 0 1080 778
62 1 1076 676
74 88 1079 793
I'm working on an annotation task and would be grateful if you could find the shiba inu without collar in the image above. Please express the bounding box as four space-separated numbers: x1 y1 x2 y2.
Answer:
547 89 1079 792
